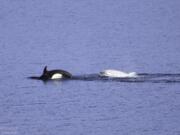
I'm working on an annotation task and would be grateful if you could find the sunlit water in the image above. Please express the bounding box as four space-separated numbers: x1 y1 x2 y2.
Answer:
0 0 180 135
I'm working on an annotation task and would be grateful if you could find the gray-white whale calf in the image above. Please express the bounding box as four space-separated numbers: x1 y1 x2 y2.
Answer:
99 69 138 78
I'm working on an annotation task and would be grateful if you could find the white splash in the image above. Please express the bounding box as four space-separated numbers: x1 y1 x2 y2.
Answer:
51 73 63 79
99 69 138 78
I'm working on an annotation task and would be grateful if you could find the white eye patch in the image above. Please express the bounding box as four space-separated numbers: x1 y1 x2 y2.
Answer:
51 74 63 79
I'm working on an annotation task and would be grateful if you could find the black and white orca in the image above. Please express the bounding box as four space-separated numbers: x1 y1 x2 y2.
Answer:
30 66 72 81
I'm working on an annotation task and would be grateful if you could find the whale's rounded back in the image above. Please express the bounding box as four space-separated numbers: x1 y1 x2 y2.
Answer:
37 66 72 80
99 69 138 78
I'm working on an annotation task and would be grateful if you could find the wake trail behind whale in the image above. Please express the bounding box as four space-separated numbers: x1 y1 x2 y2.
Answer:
71 73 180 83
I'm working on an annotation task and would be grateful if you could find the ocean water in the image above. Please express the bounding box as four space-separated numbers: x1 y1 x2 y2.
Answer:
0 0 180 135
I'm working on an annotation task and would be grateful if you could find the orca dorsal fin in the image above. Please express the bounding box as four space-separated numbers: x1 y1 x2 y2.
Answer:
43 66 48 74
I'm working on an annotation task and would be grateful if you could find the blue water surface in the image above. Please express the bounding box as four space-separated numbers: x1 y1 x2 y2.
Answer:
0 0 180 135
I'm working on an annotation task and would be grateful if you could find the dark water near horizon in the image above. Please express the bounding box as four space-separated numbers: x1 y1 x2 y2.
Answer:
0 0 180 135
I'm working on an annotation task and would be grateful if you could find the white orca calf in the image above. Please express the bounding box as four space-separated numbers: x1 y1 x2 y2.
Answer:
99 69 138 78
